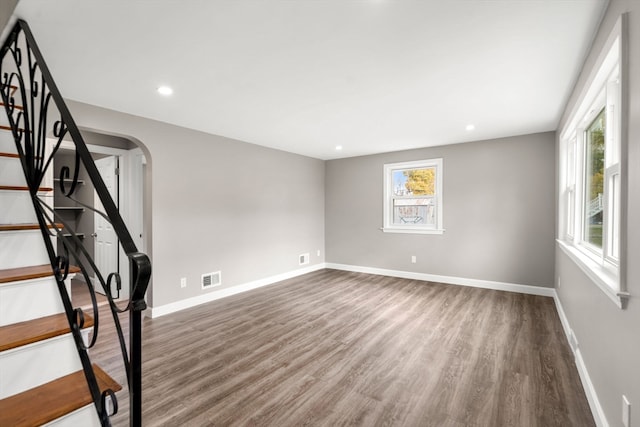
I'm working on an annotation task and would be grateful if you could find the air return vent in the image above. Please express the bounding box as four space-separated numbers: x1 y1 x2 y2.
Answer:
299 253 310 265
201 271 221 289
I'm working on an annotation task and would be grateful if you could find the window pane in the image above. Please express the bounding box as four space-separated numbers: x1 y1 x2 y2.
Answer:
567 188 575 238
567 139 576 186
393 198 435 225
384 159 442 232
584 109 605 248
393 168 435 196
609 173 620 259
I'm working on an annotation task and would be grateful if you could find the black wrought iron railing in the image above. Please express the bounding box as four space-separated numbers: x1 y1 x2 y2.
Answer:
0 20 151 426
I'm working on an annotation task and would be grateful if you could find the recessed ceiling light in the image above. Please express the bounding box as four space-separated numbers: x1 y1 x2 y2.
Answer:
465 124 475 131
157 86 173 96
335 145 343 151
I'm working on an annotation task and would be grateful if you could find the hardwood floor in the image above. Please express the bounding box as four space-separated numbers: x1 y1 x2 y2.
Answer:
86 269 594 426
71 279 109 310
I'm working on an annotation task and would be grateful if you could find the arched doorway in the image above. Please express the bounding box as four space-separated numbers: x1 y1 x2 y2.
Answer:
53 128 152 303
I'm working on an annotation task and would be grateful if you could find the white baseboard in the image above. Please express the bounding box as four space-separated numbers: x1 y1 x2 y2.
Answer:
148 263 325 318
325 263 556 297
150 262 555 318
552 295 608 427
552 293 578 354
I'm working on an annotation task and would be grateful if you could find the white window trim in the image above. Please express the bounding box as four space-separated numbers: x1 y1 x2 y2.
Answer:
558 15 629 308
557 240 628 308
382 158 444 235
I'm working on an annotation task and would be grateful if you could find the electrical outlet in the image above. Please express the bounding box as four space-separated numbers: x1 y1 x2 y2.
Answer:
622 395 630 427
411 255 417 264
557 276 561 288
317 249 321 257
180 277 187 288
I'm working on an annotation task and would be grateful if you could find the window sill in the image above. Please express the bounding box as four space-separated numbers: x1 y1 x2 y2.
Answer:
382 227 445 235
557 239 629 309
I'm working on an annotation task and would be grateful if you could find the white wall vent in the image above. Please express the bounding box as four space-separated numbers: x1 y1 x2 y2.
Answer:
299 253 310 265
201 271 221 289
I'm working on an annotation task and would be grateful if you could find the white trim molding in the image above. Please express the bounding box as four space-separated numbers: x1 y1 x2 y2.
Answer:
553 295 609 427
147 263 325 318
383 158 444 235
557 239 629 308
325 263 555 297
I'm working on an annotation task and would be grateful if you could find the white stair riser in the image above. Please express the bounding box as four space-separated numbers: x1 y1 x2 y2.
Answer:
0 156 26 186
44 404 102 427
0 134 54 188
0 230 54 269
0 191 41 224
0 276 73 326
0 131 18 153
0 330 90 398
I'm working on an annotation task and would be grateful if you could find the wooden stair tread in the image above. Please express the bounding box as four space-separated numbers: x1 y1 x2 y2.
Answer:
0 364 121 427
0 101 23 111
0 312 94 352
0 124 30 133
0 223 63 231
0 185 53 192
0 264 81 283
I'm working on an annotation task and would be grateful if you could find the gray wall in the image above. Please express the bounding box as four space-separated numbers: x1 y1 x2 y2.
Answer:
0 0 17 42
65 100 325 308
81 129 137 151
326 132 556 288
555 0 640 425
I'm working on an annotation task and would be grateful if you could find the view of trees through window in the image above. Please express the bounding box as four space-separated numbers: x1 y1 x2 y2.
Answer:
392 167 436 225
403 168 435 195
584 109 605 248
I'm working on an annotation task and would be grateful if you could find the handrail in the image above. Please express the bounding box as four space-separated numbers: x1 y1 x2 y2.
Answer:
0 20 151 426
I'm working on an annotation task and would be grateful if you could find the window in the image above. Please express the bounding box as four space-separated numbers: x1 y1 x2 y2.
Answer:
383 158 443 234
583 109 605 249
559 16 627 307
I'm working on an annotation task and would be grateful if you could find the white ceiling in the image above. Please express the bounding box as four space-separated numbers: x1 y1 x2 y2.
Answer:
12 0 606 160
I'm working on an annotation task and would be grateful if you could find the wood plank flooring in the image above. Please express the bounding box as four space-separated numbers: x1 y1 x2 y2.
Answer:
87 269 594 426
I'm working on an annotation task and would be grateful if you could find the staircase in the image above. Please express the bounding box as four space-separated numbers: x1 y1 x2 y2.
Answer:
0 20 150 426
0 107 121 425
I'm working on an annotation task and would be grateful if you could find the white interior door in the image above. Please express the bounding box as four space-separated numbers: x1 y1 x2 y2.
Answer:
94 156 119 296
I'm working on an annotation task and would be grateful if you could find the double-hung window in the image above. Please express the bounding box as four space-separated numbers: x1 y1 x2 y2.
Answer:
383 158 443 234
559 16 627 307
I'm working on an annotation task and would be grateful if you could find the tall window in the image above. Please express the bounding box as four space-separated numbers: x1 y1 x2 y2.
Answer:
559 17 626 307
383 159 443 234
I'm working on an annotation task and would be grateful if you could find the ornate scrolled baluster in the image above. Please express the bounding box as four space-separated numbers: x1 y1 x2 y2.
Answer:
101 389 118 421
57 156 81 199
53 254 70 282
14 44 21 66
106 272 122 301
74 307 85 330
1 20 151 426
53 118 67 142
30 70 37 96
